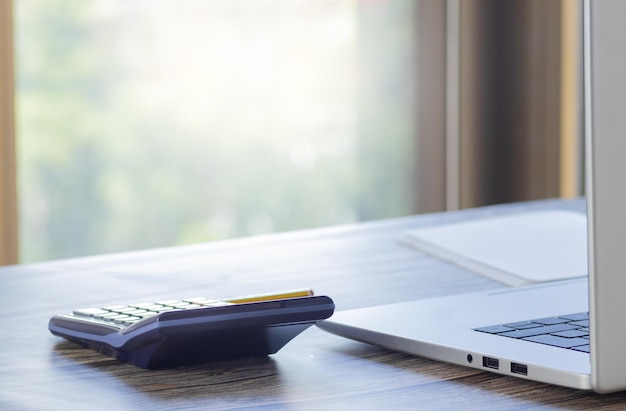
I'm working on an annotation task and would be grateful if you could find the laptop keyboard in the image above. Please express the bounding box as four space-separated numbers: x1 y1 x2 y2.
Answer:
474 312 589 353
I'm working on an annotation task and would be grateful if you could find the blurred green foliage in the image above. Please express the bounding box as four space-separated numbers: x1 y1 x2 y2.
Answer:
15 0 416 262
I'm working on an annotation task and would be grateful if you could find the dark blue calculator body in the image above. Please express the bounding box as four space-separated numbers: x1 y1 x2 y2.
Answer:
49 294 335 369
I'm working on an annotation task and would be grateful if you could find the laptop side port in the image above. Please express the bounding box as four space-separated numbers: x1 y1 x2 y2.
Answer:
511 362 528 376
482 356 499 370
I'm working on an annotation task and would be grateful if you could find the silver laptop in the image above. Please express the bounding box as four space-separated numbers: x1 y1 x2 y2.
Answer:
317 0 626 393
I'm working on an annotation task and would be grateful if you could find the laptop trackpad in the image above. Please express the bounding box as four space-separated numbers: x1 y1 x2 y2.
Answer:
400 210 587 287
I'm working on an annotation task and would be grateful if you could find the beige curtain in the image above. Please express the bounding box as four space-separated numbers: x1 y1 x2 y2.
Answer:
416 0 581 212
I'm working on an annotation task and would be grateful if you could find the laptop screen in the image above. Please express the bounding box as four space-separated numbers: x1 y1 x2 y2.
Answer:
584 0 626 393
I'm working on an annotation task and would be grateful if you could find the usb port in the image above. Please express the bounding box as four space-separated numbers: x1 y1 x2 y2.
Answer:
482 356 499 370
511 362 528 376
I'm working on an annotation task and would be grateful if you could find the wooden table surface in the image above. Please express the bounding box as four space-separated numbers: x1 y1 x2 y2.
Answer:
3 198 626 410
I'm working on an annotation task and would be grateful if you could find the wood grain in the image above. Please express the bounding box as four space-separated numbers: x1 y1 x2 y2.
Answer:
4 198 626 410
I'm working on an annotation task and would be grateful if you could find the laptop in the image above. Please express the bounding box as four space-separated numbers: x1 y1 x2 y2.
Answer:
317 0 626 393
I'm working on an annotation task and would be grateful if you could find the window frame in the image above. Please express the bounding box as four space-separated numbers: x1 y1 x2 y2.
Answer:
0 0 18 266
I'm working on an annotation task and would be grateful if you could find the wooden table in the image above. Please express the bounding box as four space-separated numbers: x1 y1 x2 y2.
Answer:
3 198 626 410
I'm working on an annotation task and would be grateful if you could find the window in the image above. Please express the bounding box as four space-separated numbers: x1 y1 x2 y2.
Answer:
2 0 582 266
14 0 419 262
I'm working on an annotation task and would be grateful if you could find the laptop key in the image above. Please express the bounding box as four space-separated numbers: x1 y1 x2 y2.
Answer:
523 334 589 349
502 321 543 330
475 312 593 352
558 313 588 321
551 329 589 338
572 345 590 353
474 325 515 334
499 323 578 339
531 316 570 326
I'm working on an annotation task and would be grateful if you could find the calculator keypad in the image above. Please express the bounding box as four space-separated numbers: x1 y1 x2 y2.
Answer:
72 298 232 327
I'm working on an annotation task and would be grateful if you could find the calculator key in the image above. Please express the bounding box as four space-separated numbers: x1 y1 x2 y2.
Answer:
111 315 131 324
196 300 222 306
73 308 109 317
120 317 142 325
102 305 128 311
183 297 214 303
144 305 174 312
202 301 233 308
182 304 202 309
115 307 144 314
123 309 148 316
167 303 193 309
129 303 153 309
155 300 181 306
96 312 124 319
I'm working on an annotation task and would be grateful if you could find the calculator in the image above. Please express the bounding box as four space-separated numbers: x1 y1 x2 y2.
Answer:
49 292 335 369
